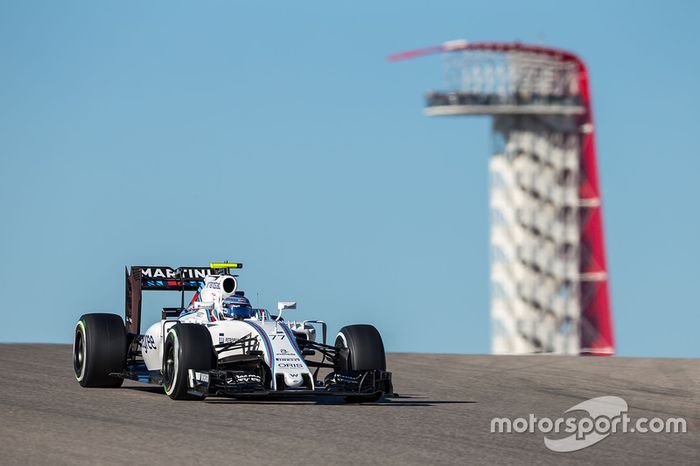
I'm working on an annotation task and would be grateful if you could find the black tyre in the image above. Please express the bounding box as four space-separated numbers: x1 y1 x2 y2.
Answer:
162 324 214 400
335 324 386 371
335 324 386 402
73 313 126 388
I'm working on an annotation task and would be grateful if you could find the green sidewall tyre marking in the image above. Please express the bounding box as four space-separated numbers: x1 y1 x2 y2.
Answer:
75 320 87 381
163 329 177 393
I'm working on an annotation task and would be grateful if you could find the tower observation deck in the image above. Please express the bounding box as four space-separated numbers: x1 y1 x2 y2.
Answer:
390 41 614 355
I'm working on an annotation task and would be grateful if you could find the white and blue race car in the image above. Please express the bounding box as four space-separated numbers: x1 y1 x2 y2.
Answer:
73 263 392 402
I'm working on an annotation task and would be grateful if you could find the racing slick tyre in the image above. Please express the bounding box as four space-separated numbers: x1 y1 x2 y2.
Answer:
73 313 126 388
162 324 214 400
335 324 386 403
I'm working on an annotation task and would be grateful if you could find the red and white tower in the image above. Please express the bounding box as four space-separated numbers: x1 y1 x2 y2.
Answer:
390 41 614 355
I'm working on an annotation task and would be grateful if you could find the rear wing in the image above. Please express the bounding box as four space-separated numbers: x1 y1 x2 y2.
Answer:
125 264 242 335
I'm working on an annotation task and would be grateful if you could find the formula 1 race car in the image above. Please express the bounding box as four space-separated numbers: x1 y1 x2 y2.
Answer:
73 263 393 402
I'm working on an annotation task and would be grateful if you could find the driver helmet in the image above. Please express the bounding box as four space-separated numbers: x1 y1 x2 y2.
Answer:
223 293 253 320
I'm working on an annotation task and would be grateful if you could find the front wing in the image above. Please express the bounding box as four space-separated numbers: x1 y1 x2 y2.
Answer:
188 368 393 399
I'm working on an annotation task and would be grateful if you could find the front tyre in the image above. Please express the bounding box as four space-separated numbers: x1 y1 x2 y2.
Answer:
73 313 126 388
162 324 214 400
335 324 387 403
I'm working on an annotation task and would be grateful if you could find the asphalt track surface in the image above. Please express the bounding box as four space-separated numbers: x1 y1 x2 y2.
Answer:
0 344 697 465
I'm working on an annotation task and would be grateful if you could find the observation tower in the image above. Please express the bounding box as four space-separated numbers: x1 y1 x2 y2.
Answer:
390 41 614 355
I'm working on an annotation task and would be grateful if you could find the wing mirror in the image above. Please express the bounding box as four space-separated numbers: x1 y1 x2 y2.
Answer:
276 301 296 321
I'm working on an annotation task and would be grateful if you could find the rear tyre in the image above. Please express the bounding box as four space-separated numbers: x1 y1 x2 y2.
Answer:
162 324 214 400
73 313 126 388
335 324 386 403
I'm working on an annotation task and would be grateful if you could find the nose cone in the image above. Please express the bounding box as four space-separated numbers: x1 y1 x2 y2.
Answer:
283 372 304 388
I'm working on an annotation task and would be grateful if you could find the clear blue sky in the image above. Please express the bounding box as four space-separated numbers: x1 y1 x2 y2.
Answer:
1 1 698 357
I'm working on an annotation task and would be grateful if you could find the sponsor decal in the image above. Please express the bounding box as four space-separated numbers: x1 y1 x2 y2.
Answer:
139 267 216 280
226 374 262 384
277 356 304 369
278 363 305 369
142 335 156 353
142 279 201 289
